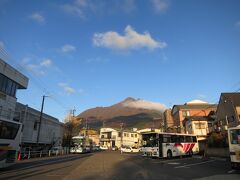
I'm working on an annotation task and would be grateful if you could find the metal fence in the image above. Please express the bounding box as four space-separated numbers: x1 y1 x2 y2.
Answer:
19 148 70 160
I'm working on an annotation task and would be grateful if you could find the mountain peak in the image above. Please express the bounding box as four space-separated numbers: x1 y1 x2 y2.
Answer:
123 97 137 102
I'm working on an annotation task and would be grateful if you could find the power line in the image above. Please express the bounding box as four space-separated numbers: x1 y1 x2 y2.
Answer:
0 45 71 114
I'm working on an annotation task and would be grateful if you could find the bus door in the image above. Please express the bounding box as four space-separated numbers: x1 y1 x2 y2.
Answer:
158 134 163 157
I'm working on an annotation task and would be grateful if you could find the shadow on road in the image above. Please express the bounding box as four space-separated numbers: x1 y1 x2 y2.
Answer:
0 153 92 180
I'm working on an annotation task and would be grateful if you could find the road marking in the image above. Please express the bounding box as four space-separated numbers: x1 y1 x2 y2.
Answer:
175 160 215 169
167 162 180 165
227 170 235 174
46 174 63 177
210 157 227 161
151 157 193 163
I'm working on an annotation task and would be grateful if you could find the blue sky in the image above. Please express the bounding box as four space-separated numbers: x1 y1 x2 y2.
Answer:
0 0 240 121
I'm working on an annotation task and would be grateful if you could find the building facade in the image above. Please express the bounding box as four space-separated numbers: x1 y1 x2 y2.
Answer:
215 93 240 130
0 58 28 122
171 100 217 133
183 116 214 141
15 102 64 150
163 108 174 131
100 128 140 149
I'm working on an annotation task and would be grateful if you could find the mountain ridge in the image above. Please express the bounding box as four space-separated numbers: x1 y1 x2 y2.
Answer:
77 97 166 129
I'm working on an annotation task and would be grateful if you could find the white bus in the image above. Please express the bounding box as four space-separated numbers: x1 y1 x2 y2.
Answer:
141 132 199 158
0 119 22 168
70 136 91 153
228 125 240 169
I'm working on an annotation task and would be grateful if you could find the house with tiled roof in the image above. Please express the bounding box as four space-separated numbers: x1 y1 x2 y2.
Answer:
171 100 217 133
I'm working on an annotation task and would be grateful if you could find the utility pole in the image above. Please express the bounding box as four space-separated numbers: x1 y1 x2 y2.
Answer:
120 122 123 147
72 107 76 117
37 95 48 144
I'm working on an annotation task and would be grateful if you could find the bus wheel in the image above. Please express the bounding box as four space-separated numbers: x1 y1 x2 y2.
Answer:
167 150 172 158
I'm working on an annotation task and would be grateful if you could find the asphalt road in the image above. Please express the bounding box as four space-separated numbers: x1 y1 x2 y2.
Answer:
0 151 239 180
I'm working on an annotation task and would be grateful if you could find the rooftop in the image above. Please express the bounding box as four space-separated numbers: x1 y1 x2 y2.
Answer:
220 92 240 107
0 58 28 89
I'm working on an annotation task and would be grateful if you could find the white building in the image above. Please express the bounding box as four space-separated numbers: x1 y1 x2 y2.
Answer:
183 116 214 141
15 102 64 150
0 58 28 122
100 128 140 149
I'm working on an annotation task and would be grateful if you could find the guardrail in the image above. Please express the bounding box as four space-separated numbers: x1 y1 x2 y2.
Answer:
19 149 70 160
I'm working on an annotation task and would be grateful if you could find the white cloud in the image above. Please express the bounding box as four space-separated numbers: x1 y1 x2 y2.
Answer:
61 44 76 53
62 3 85 19
151 0 170 13
21 57 53 76
122 98 167 112
61 0 136 19
93 25 167 50
61 0 91 19
40 59 52 67
58 83 76 94
29 13 45 24
235 21 240 27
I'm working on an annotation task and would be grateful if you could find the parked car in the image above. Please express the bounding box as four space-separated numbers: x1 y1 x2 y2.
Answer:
121 146 140 153
100 146 108 150
121 146 132 153
92 145 100 151
112 146 118 151
50 146 63 154
130 147 140 153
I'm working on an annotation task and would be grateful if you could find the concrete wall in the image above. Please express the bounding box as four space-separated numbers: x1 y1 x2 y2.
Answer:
0 94 16 121
0 58 28 122
0 58 28 88
205 148 229 158
16 103 63 147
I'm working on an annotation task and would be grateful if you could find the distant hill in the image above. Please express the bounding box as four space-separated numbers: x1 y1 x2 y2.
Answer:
77 97 166 130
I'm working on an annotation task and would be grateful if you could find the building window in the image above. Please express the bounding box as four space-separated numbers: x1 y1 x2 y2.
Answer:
131 134 134 138
118 132 121 137
195 122 205 129
124 133 127 137
126 133 129 137
34 121 38 130
182 111 190 117
0 73 18 97
135 134 137 138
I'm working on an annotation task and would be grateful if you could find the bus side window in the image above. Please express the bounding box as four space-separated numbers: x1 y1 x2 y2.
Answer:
171 135 177 143
185 136 193 142
192 136 197 142
179 135 184 142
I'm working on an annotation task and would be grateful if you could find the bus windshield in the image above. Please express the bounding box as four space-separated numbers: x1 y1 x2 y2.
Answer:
72 138 84 146
142 133 158 147
0 120 20 139
229 129 240 145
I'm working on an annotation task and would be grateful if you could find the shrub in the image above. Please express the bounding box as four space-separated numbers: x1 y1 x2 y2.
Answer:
207 131 228 148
